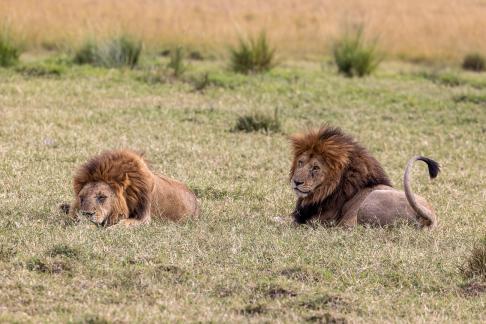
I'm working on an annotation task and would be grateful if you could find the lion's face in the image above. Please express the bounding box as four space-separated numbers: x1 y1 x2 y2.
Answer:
291 153 327 198
76 182 116 225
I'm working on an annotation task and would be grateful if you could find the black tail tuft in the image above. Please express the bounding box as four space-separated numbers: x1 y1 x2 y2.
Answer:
417 157 440 179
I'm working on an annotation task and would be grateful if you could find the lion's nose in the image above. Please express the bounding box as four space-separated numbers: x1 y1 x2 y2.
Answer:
293 180 303 186
80 211 95 217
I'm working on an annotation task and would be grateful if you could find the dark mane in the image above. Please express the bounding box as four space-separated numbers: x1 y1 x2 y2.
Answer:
291 127 392 224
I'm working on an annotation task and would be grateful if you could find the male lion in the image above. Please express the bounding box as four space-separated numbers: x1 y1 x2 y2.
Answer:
289 127 440 228
64 149 199 227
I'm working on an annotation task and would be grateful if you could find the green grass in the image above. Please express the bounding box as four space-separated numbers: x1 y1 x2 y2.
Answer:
167 46 186 77
230 32 276 74
233 109 281 133
0 26 21 67
462 53 485 72
0 57 485 322
74 35 142 68
333 28 382 77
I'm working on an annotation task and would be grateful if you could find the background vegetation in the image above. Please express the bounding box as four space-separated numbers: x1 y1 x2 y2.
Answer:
1 0 486 61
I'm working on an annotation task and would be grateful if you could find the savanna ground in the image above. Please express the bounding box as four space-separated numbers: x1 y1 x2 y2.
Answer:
1 1 486 322
0 54 485 323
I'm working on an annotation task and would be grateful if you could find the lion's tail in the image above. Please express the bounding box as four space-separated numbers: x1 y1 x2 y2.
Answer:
403 156 440 228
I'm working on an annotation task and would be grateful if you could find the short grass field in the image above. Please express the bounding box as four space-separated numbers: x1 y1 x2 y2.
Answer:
0 55 485 322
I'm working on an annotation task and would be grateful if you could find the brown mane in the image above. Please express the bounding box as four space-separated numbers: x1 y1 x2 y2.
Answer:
72 149 153 226
290 126 392 224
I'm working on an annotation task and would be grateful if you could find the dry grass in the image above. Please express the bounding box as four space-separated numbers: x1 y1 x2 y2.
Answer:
1 0 486 61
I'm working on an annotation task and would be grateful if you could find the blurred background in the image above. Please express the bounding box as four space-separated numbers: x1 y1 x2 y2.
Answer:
2 0 486 62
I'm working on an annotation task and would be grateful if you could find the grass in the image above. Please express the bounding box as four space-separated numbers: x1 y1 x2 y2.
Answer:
0 55 485 322
167 46 186 77
233 109 281 133
462 53 485 72
15 61 65 77
74 35 142 68
333 27 382 77
230 32 276 74
0 25 20 67
462 238 486 281
3 0 486 61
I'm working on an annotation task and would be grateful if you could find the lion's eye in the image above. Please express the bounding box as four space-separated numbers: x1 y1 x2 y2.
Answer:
298 160 304 167
96 195 107 204
312 165 320 172
80 196 85 204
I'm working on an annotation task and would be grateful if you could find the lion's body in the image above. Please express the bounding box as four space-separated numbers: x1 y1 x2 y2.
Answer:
338 185 435 227
290 127 439 228
68 149 199 227
151 174 200 222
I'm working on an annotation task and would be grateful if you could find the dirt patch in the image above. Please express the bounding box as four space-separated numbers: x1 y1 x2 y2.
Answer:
299 294 347 310
267 287 297 299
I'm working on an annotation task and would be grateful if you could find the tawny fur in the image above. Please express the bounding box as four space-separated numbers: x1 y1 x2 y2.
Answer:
289 127 439 228
67 149 199 227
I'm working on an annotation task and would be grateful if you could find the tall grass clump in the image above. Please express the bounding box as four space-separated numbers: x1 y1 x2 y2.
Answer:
73 39 98 65
462 238 486 281
230 32 276 74
167 46 186 77
73 35 142 68
333 27 382 77
0 26 21 67
462 53 485 72
233 108 281 133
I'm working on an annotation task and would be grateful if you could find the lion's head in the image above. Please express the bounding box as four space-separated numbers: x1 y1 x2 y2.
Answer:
75 181 123 225
290 127 355 204
70 150 152 226
289 126 392 224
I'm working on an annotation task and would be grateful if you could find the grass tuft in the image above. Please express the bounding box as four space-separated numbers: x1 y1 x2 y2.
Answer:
74 35 142 68
73 39 98 65
74 315 110 324
230 31 276 74
420 70 464 87
462 238 486 281
26 257 72 274
232 109 281 133
192 72 211 92
15 61 64 77
0 245 16 262
462 53 485 72
167 46 186 77
453 93 486 105
47 244 80 259
0 26 20 67
333 27 382 77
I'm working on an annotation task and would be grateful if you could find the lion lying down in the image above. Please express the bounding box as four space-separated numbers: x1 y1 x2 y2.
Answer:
289 126 440 228
63 149 199 227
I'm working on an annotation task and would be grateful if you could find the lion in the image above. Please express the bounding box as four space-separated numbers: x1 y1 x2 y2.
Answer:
289 126 440 228
63 149 199 227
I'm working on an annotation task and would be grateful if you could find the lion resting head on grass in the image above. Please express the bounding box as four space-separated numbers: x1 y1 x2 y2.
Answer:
289 126 440 228
65 149 199 227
